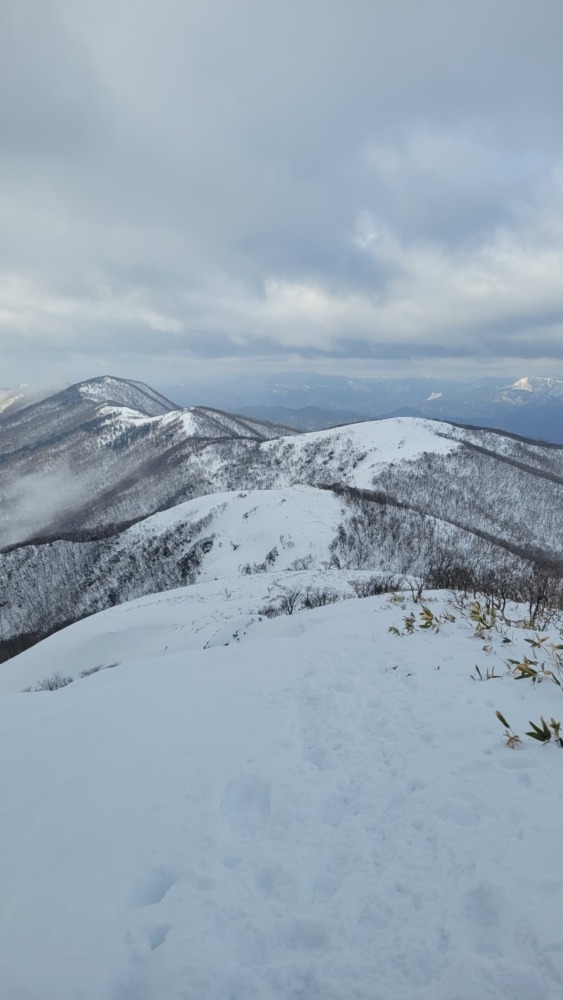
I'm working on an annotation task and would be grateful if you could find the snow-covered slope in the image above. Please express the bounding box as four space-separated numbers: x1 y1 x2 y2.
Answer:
261 415 459 488
2 414 562 656
75 375 178 414
3 368 562 553
0 380 297 547
0 486 347 643
503 375 563 399
1 582 563 999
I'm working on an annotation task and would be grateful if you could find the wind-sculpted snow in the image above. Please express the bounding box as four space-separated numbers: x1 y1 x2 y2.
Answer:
1 585 563 998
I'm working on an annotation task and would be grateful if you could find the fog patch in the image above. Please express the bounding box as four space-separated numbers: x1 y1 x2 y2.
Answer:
0 465 88 548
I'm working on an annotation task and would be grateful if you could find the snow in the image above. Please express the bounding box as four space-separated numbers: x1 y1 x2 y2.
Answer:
92 402 290 444
512 377 534 392
0 387 25 413
97 404 160 424
506 376 563 398
127 485 344 579
76 376 175 414
0 569 368 694
94 407 203 437
1 584 563 999
265 416 460 489
275 416 457 463
175 409 204 436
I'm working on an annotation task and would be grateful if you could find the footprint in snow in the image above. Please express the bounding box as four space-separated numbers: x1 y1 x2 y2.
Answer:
148 924 172 951
128 865 180 908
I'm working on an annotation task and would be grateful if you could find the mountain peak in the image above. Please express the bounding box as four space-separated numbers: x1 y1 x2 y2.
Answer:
509 376 562 393
73 376 178 415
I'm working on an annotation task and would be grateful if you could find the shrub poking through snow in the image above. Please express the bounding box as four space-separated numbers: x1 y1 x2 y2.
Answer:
389 604 456 636
495 711 521 749
388 592 563 751
348 575 400 598
80 662 119 678
34 672 73 691
471 664 501 681
526 716 563 746
496 709 563 748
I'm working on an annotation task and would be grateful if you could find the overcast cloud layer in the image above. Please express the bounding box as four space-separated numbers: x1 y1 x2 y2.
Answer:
2 0 563 386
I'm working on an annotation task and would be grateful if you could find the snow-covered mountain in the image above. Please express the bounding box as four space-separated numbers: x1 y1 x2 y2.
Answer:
1 411 562 660
504 375 563 397
0 376 296 548
1 577 563 999
74 375 178 413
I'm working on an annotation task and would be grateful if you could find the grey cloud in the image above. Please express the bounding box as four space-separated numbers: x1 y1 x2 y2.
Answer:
2 0 563 384
0 4 107 159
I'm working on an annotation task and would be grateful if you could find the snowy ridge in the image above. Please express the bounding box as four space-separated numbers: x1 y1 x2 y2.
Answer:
0 384 297 548
508 375 563 395
1 583 563 998
1 416 562 648
2 372 562 553
75 375 178 415
127 484 342 580
0 486 345 642
262 415 459 488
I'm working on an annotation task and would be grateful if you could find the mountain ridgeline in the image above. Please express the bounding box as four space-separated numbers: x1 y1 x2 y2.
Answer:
0 374 562 661
162 372 563 441
0 375 297 549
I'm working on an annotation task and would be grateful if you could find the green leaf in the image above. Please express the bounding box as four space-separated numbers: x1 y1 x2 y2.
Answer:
526 718 551 741
527 720 544 736
526 730 550 742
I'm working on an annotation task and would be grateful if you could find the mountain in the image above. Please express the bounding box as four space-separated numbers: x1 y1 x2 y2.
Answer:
501 375 563 399
160 371 563 442
0 376 297 548
1 578 563 998
0 381 63 415
2 410 562 660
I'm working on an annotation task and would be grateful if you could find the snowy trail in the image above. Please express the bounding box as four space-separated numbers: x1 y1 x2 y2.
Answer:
1 592 563 998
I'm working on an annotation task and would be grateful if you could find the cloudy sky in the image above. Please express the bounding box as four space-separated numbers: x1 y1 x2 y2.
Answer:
2 0 563 387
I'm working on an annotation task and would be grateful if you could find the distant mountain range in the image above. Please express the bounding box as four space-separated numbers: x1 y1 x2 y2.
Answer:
159 372 563 442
